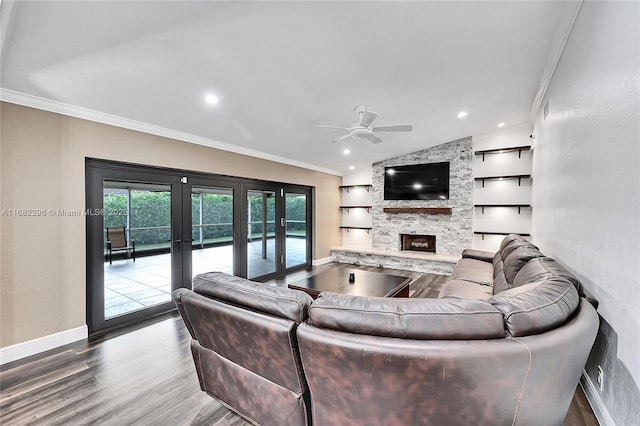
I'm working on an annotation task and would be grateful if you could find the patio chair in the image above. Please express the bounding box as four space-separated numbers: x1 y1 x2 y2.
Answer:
106 226 135 265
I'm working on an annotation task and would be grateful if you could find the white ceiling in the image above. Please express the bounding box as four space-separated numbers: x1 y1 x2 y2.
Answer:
1 1 567 175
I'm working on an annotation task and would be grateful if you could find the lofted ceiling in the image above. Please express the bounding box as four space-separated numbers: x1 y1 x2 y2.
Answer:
0 1 568 175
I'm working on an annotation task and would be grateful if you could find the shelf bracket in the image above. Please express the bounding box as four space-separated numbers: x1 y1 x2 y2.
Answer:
518 149 522 159
518 177 522 186
481 206 485 214
481 178 485 188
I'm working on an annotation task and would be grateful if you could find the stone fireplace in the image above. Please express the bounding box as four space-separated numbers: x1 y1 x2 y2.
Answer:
401 234 436 253
370 136 473 256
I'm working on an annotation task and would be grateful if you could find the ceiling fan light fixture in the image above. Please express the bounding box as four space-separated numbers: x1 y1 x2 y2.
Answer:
315 105 412 144
350 127 371 139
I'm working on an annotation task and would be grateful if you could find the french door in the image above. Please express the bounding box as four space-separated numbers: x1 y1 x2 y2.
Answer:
243 182 312 279
86 159 312 333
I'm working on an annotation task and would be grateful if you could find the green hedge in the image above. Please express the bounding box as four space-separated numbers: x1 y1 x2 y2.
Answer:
104 191 307 247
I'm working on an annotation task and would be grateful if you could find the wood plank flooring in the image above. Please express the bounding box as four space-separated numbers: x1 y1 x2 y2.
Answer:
0 263 597 425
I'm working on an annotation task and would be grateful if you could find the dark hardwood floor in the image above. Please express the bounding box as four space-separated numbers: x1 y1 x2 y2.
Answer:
0 263 597 425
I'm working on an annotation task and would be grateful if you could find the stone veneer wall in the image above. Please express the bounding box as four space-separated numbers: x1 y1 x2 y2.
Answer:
372 137 473 256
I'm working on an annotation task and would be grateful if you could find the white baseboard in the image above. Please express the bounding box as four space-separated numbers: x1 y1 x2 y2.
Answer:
581 369 616 426
0 325 88 365
312 256 334 266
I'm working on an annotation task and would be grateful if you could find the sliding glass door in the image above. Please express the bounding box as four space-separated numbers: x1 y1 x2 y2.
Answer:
87 161 185 333
246 188 279 279
102 181 173 319
87 159 312 333
285 191 309 269
191 186 235 277
244 185 312 279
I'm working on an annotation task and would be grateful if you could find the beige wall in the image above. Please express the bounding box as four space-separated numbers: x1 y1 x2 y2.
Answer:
0 101 342 347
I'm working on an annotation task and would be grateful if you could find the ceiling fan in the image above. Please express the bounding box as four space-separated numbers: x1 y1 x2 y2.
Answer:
315 105 413 144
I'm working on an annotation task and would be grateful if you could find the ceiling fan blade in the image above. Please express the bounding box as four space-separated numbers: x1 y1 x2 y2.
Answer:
315 125 350 131
329 133 352 143
359 111 378 127
372 125 413 132
365 133 383 144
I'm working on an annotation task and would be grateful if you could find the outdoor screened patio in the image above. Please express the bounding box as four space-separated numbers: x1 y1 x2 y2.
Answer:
103 237 307 318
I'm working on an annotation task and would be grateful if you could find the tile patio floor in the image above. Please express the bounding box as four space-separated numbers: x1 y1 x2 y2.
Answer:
104 238 307 318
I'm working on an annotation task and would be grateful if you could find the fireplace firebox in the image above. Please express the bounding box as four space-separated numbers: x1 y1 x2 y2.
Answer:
400 234 436 253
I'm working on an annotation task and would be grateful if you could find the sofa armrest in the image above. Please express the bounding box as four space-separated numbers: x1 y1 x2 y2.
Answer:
461 248 495 263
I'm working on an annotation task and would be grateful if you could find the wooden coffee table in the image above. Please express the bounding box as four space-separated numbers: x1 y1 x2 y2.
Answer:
288 268 411 299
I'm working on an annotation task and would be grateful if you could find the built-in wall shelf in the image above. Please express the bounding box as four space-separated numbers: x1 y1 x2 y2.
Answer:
474 231 531 240
475 145 531 161
339 184 372 193
474 204 531 214
383 207 452 215
475 174 531 187
339 206 372 212
473 136 532 246
340 226 372 233
340 184 373 236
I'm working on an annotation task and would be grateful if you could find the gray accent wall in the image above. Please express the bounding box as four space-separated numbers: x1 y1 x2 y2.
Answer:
371 137 473 256
531 2 640 425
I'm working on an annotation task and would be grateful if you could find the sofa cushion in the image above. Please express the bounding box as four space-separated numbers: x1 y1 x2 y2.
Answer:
489 276 580 337
193 272 313 323
449 258 494 285
513 257 583 295
499 234 538 260
308 292 505 340
438 279 493 300
502 245 545 285
492 255 509 294
499 234 523 251
498 234 525 259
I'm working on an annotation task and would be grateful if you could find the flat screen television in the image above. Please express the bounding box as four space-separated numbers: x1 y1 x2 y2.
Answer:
384 162 450 200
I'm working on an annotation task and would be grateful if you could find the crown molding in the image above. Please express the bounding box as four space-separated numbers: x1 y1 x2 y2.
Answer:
528 0 583 123
0 89 343 176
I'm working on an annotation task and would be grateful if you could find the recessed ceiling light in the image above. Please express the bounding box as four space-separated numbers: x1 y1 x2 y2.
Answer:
349 165 355 170
343 149 351 155
413 183 423 189
457 111 468 119
498 122 506 128
204 94 220 104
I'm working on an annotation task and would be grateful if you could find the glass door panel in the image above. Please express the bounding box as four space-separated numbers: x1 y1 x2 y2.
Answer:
247 190 277 279
103 181 172 319
191 186 234 277
285 192 308 269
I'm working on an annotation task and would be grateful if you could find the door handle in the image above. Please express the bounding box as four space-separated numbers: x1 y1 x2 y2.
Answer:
170 239 192 245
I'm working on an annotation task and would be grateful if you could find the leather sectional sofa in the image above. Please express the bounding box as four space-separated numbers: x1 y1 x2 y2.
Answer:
173 234 599 426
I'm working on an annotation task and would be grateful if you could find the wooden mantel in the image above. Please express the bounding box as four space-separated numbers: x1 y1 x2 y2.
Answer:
383 207 452 215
